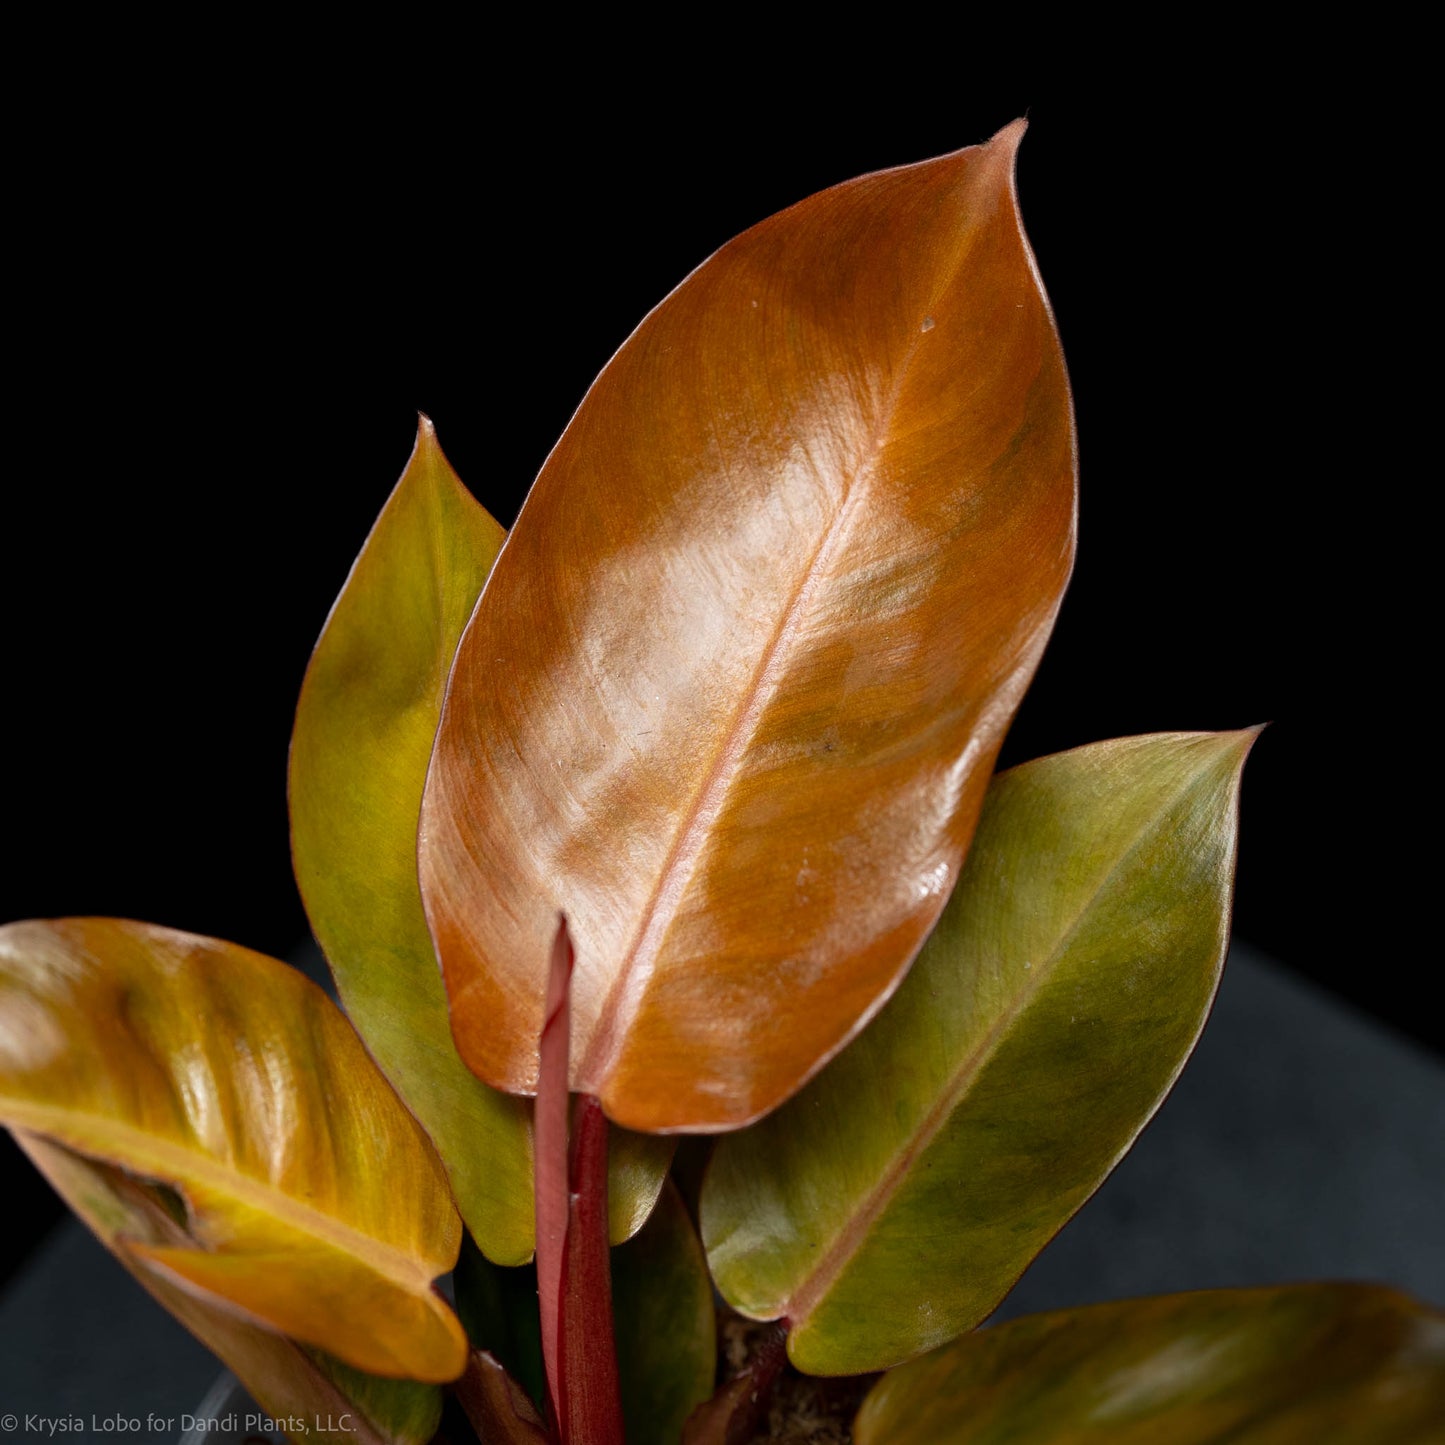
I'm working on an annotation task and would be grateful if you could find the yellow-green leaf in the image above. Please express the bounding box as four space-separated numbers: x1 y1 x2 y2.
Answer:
287 416 531 1262
852 1286 1445 1443
0 918 467 1382
703 732 1255 1374
290 417 669 1259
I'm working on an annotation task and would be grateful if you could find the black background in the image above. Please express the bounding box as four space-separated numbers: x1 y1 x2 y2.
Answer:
2 65 1423 1280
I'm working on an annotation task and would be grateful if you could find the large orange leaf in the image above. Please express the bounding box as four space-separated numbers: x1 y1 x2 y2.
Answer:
420 120 1076 1131
0 918 467 1382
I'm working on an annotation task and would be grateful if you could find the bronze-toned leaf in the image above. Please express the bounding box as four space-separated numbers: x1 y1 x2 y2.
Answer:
454 1352 551 1445
704 732 1255 1374
420 120 1077 1131
14 1132 442 1445
852 1286 1445 1443
290 419 669 1258
0 918 467 1382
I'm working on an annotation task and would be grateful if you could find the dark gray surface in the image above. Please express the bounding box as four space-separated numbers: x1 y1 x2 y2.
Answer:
1 942 1441 1439
0 1221 219 1436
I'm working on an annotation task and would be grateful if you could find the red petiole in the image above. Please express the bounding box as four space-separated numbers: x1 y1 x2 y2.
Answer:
534 916 626 1444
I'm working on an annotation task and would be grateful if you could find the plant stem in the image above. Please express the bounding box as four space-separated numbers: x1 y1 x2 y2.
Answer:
559 1095 626 1443
535 916 574 1428
534 918 627 1443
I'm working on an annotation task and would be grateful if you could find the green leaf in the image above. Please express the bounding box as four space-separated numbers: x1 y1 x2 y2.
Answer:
289 416 669 1260
608 1129 677 1244
453 1236 547 1413
852 1286 1445 1443
12 1131 442 1445
703 732 1256 1374
310 1355 445 1445
0 918 467 1382
613 1181 717 1445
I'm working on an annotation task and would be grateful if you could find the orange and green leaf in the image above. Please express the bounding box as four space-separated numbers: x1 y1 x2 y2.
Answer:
0 918 466 1382
14 1132 444 1445
852 1286 1445 1443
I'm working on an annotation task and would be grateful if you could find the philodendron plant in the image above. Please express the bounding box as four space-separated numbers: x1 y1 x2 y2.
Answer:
2 122 1441 1445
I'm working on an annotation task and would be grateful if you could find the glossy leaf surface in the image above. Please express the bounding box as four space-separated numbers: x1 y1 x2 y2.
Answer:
14 1132 442 1445
612 1182 717 1445
853 1286 1445 1443
290 419 668 1259
421 121 1077 1131
607 1128 675 1243
704 732 1254 1374
0 918 467 1381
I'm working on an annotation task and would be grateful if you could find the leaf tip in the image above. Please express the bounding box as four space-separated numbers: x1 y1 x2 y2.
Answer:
923 117 1028 200
987 116 1029 156
407 410 455 481
944 117 1028 215
1224 722 1268 759
413 410 441 457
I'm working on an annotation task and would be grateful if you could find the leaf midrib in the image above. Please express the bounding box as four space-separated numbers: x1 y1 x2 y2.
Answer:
581 188 992 1089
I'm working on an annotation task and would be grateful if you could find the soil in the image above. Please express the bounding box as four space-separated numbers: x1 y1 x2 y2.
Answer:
719 1309 876 1444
